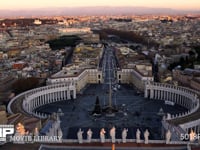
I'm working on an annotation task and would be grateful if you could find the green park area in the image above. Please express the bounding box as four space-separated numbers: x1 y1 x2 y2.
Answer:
168 46 200 70
46 35 81 50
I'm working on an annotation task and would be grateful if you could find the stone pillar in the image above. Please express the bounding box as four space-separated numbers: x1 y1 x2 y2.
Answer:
144 89 148 98
56 92 59 101
30 101 33 111
185 97 187 107
163 91 166 100
59 91 61 100
59 91 61 101
166 92 168 101
39 96 41 106
46 94 48 103
163 90 165 100
154 90 156 99
32 101 35 110
183 96 186 107
34 98 36 108
175 93 177 103
32 100 34 110
180 96 185 105
30 102 32 111
174 94 177 103
73 90 76 99
158 90 160 100
41 95 43 105
185 97 188 108
64 90 66 99
169 92 172 101
57 92 59 101
171 93 173 102
54 92 57 101
34 98 37 108
29 103 31 112
58 92 60 101
172 93 175 102
48 93 51 103
155 90 158 99
67 91 71 100
160 91 162 100
35 99 37 108
179 95 182 105
46 93 49 103
44 94 47 103
37 97 39 107
171 92 173 101
55 92 57 102
150 89 154 99
53 92 56 102
33 99 35 109
51 93 52 100
63 91 65 100
26 102 29 112
61 91 63 100
49 93 51 103
43 95 45 105
170 92 172 101
62 91 64 100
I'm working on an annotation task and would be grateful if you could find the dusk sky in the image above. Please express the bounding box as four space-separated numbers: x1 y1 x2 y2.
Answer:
0 0 200 10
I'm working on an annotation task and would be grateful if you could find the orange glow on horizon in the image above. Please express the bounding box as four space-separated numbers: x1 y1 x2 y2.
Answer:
0 0 200 10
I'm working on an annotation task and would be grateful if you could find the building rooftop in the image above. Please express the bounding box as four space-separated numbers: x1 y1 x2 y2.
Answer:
50 44 102 79
51 64 96 78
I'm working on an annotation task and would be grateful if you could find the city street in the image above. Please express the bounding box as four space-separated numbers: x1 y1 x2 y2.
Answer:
102 46 117 84
101 46 118 107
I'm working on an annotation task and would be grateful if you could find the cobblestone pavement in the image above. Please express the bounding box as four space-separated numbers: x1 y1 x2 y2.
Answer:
36 84 187 140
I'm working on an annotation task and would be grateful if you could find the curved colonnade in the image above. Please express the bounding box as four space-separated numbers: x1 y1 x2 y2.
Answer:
8 82 76 119
8 81 200 137
145 82 200 135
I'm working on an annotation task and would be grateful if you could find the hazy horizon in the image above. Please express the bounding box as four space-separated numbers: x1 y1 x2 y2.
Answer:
1 0 200 10
1 6 200 11
0 6 199 17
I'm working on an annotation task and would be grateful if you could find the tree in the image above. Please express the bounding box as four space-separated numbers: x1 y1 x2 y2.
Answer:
179 57 185 65
12 77 39 94
188 50 195 56
92 96 102 116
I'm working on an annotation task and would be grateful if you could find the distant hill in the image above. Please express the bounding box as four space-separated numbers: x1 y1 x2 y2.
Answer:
0 7 199 17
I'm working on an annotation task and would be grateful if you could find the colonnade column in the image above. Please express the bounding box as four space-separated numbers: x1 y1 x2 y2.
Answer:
64 91 66 99
155 90 158 99
67 90 71 100
150 89 154 99
158 90 160 100
144 89 148 98
73 89 76 99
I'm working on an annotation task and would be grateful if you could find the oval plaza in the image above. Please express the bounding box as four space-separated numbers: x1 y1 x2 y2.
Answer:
8 44 200 145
